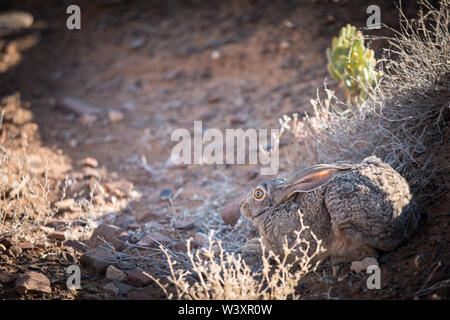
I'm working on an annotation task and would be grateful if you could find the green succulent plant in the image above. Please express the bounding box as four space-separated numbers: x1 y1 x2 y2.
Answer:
326 24 382 104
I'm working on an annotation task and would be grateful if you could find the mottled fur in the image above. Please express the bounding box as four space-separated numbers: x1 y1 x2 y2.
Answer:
239 156 420 264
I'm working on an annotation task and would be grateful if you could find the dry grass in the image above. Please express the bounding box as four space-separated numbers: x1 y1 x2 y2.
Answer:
278 0 449 202
150 211 325 300
0 139 56 242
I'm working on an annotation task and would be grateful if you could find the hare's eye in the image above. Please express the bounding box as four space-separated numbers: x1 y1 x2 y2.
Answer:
253 188 264 199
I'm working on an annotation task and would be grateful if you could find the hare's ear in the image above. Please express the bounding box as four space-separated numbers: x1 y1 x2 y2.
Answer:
282 164 353 201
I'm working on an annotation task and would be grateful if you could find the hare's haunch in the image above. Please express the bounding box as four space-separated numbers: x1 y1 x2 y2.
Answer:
239 156 420 264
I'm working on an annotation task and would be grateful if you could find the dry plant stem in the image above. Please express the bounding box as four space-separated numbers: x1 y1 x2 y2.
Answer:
150 211 325 300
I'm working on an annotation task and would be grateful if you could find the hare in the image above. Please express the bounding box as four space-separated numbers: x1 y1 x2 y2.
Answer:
239 156 420 264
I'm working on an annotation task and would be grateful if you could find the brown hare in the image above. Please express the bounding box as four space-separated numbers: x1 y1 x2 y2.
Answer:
239 156 420 264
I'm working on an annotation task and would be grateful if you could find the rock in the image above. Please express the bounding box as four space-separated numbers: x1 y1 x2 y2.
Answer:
82 167 101 179
137 232 171 247
160 188 172 201
128 223 141 231
0 271 16 283
57 97 102 116
8 245 22 258
15 271 51 295
111 280 134 295
79 114 97 126
129 38 145 49
127 269 153 287
45 254 59 262
53 198 77 212
134 209 165 223
104 180 133 197
174 218 198 230
194 233 210 247
89 222 129 251
82 157 99 168
230 113 249 125
350 257 379 273
80 246 118 273
173 242 188 253
211 50 221 60
108 110 124 123
105 265 126 281
0 244 6 252
121 101 136 111
220 200 241 226
18 242 34 250
113 214 136 230
279 40 290 50
69 139 78 148
48 231 66 241
163 69 185 82
103 282 119 295
117 260 136 270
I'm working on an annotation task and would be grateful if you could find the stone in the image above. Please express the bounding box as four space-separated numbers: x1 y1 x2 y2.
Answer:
48 231 66 241
104 180 133 197
211 50 221 60
137 232 171 247
82 167 100 179
279 40 290 50
134 209 165 223
220 199 241 226
194 233 210 247
113 214 136 230
174 218 198 230
80 246 118 273
127 269 152 287
79 114 97 126
160 188 172 201
350 257 379 273
53 198 76 212
8 245 22 258
103 282 119 295
128 223 141 230
111 280 134 295
108 110 124 123
57 97 102 116
15 271 51 295
105 265 126 281
230 113 249 125
129 38 145 49
0 271 16 284
82 157 99 168
18 242 34 250
89 222 129 251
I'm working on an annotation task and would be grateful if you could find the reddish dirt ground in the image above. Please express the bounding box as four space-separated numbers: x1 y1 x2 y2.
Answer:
0 0 448 300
